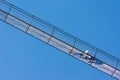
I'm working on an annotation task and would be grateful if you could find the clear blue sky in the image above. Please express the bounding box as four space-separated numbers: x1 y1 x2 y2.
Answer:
0 0 120 80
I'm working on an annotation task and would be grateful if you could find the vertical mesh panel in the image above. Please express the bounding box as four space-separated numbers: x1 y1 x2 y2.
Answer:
27 26 51 43
0 9 7 20
49 37 72 53
6 15 29 32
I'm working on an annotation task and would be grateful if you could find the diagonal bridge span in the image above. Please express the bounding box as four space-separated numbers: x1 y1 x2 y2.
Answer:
0 0 120 80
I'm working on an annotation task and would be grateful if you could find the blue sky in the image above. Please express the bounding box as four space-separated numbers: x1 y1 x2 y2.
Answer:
0 0 120 80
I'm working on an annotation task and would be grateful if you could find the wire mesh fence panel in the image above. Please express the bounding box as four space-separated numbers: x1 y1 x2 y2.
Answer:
0 9 7 20
93 51 118 76
53 28 76 48
49 37 72 53
95 51 118 69
27 26 51 43
92 61 115 75
6 15 29 32
0 1 11 13
31 18 54 36
10 8 32 25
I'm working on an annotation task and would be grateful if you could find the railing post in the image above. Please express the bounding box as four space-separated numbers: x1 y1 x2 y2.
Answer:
69 38 76 54
26 15 34 33
47 26 55 44
4 4 12 21
111 59 118 76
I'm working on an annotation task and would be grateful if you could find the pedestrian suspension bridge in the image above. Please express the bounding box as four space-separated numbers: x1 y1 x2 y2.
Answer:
0 0 120 80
